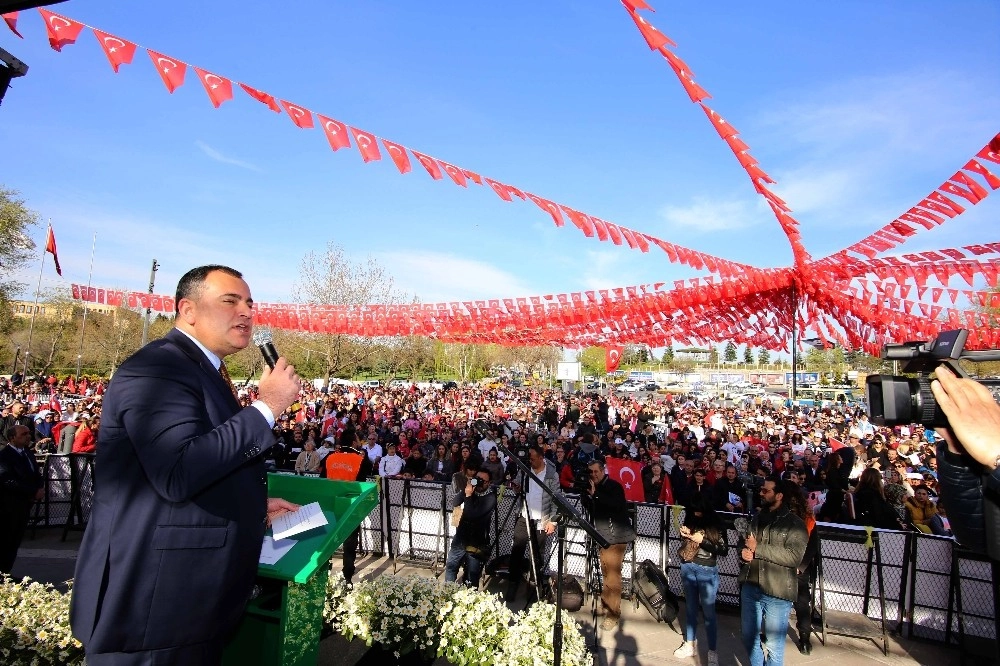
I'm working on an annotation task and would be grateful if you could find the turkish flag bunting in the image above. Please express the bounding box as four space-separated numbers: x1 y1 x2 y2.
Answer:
626 10 673 50
606 345 624 372
3 12 23 38
45 226 62 276
622 0 655 11
606 458 645 502
412 151 443 180
147 50 187 93
92 29 137 73
381 139 411 173
38 9 85 51
280 100 314 128
484 178 513 201
349 127 381 162
239 83 281 112
314 114 351 150
193 67 233 108
440 162 468 187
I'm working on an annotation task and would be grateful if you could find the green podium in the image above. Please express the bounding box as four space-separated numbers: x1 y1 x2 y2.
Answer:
222 474 379 666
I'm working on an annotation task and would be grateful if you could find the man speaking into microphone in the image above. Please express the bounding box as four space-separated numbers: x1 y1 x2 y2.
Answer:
71 265 303 665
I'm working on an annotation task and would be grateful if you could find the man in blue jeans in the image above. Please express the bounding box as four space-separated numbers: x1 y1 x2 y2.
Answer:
739 478 808 666
445 466 496 587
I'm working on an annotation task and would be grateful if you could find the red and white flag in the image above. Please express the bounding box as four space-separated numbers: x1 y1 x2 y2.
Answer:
606 458 645 502
280 100 314 129
316 114 351 150
239 83 281 112
412 151 443 180
44 225 62 276
605 346 624 372
3 12 23 38
828 437 847 452
147 50 187 93
38 9 84 51
93 29 136 73
349 127 381 162
194 67 233 108
382 139 411 174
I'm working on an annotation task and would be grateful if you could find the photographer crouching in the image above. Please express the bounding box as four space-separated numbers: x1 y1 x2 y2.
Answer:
581 456 636 631
445 465 497 588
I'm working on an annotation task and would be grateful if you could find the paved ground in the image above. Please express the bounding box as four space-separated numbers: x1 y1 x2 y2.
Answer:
11 527 995 665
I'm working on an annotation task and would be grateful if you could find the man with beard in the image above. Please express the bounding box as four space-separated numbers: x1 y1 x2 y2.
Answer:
739 478 808 666
445 467 497 588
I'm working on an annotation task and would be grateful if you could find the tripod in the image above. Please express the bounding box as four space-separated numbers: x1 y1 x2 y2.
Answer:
583 535 605 650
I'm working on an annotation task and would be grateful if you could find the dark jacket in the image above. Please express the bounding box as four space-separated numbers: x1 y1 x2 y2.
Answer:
452 486 497 554
937 443 1000 560
739 504 808 602
582 474 635 545
853 488 902 530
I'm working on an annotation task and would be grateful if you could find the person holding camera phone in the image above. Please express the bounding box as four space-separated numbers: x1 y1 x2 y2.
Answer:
445 467 496 588
930 365 1000 559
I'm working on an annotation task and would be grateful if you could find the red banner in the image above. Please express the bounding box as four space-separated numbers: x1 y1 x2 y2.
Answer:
605 346 624 372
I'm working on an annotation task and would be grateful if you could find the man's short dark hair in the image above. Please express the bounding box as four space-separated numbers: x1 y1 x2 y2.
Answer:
479 467 493 481
529 444 545 458
175 265 243 314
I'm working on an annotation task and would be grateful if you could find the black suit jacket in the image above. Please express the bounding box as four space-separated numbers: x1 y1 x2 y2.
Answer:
0 444 43 514
70 329 276 658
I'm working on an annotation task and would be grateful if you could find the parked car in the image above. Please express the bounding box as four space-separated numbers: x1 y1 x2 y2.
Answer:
643 382 659 391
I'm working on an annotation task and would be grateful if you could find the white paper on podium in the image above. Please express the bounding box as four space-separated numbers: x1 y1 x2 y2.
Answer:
270 501 329 541
259 536 297 565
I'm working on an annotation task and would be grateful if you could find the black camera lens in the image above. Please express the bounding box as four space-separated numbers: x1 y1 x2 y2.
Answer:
469 478 478 487
866 374 946 428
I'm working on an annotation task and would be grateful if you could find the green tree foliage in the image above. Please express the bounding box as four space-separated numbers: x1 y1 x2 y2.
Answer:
743 346 754 365
723 342 737 363
757 348 771 366
577 346 606 377
0 186 41 334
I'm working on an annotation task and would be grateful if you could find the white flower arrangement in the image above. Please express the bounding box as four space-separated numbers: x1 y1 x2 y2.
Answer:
496 602 590 666
436 585 514 665
0 575 84 665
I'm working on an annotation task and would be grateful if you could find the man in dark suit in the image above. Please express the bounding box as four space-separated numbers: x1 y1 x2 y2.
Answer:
0 424 44 573
70 265 302 665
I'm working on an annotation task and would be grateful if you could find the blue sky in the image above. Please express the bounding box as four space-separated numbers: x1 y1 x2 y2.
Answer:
3 0 998 313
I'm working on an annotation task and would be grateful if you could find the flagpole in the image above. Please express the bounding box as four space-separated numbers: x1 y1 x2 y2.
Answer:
76 231 97 380
22 221 50 378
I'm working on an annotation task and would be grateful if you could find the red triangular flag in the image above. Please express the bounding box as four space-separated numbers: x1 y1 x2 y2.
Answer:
484 178 513 202
239 83 281 112
280 100 314 129
44 225 62 276
147 50 187 93
38 9 85 51
828 437 846 452
626 10 673 50
92 29 137 73
348 127 381 162
2 12 23 38
412 151 443 180
526 193 565 227
316 114 351 150
440 162 468 187
605 346 624 372
193 67 233 108
382 139 411 173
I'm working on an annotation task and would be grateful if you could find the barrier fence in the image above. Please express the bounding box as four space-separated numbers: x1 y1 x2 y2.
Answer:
35 455 997 652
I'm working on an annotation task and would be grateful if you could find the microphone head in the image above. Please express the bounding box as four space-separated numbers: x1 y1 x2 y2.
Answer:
252 327 273 347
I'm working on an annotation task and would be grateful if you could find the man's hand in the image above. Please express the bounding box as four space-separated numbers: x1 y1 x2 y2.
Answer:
266 497 300 526
465 480 475 497
741 547 754 563
258 358 302 417
745 533 757 551
931 365 1000 467
544 520 556 535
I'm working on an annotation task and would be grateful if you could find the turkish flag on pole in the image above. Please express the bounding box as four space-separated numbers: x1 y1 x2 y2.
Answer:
349 127 382 162
280 100 315 129
382 139 412 174
45 226 62 276
316 115 351 151
38 9 85 51
194 67 233 108
239 83 281 112
606 458 645 502
147 50 187 93
92 29 137 73
3 12 23 38
605 346 624 372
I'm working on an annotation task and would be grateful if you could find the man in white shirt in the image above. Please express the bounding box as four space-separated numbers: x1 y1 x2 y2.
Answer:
363 433 383 466
478 428 499 460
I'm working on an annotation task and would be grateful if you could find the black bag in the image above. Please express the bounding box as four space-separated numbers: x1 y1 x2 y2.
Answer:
546 574 585 612
633 559 679 627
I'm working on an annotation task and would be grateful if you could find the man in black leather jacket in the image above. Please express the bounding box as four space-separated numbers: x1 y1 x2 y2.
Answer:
931 366 1000 560
738 478 808 666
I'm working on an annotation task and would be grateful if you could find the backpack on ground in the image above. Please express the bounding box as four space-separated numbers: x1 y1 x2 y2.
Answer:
546 574 585 612
633 559 680 629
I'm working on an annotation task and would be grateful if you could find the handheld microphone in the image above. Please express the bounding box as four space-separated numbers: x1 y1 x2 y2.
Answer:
251 327 279 369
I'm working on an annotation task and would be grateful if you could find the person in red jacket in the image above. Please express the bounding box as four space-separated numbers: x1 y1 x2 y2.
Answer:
72 415 99 453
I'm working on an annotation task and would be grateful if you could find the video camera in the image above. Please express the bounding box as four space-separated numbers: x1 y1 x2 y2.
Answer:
866 329 1000 428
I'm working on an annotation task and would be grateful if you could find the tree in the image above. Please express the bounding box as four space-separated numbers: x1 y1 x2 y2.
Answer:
723 342 737 363
757 348 771 366
709 346 719 365
663 345 674 366
743 345 754 365
0 186 41 334
577 346 605 377
623 344 648 365
291 242 407 384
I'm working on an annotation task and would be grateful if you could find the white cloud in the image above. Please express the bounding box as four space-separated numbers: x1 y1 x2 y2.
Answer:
374 250 536 303
195 140 263 172
578 249 643 292
659 197 766 232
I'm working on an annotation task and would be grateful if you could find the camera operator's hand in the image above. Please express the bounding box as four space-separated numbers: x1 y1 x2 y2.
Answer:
465 480 475 497
543 520 556 535
931 365 1000 467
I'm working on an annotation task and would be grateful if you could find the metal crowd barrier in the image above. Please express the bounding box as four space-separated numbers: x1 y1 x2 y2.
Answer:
40 466 997 651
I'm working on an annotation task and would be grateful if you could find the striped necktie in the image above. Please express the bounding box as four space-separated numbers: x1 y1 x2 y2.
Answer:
218 360 239 402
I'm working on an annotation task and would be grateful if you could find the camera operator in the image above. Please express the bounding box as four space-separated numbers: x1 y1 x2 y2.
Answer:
581 457 635 631
930 365 1000 559
506 445 559 605
445 467 497 588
